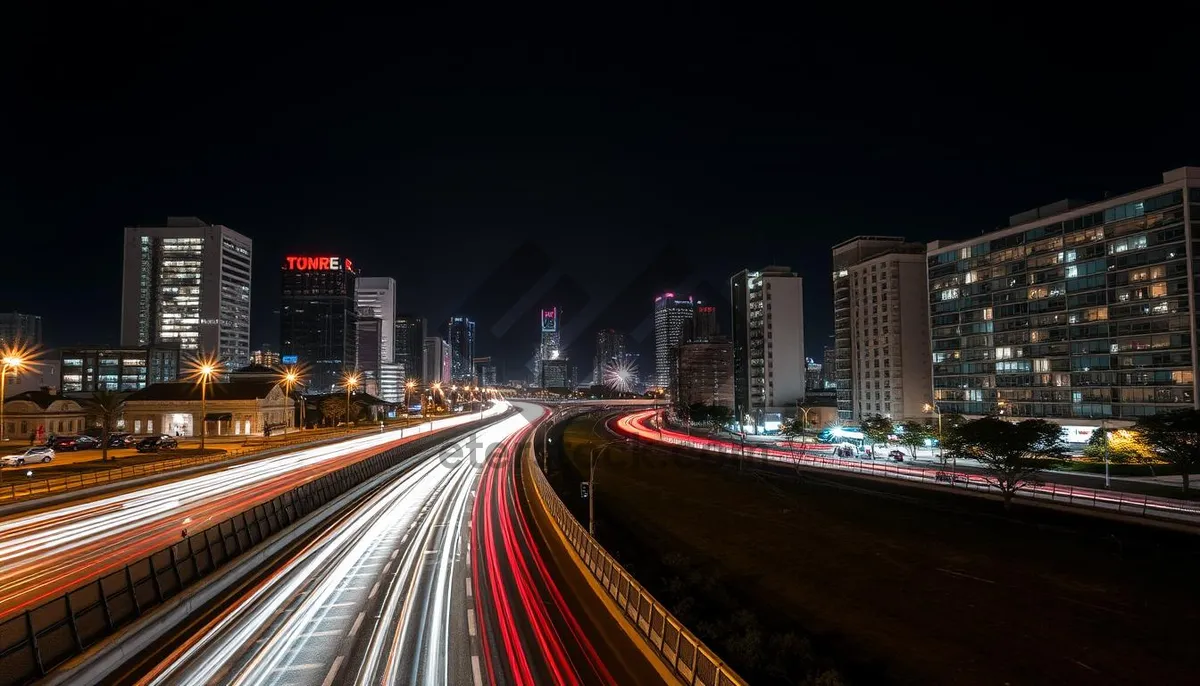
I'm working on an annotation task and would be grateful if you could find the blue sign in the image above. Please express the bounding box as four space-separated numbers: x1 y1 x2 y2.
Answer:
282 355 298 364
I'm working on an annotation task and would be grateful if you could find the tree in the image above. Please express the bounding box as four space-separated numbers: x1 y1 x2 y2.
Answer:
779 417 803 451
860 414 894 452
1135 409 1200 495
88 390 125 462
706 405 733 434
896 420 932 460
320 397 360 426
943 416 1067 509
1084 427 1155 464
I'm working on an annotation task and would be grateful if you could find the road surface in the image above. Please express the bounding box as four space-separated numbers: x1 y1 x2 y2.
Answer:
127 410 532 686
0 406 506 622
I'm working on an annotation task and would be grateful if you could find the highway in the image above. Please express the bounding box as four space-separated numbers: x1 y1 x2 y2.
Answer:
127 410 534 686
473 405 625 686
614 410 1200 524
0 406 506 622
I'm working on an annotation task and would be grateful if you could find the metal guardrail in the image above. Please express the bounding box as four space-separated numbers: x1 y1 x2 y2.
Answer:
0 421 435 504
620 420 1200 527
0 415 506 685
524 436 746 686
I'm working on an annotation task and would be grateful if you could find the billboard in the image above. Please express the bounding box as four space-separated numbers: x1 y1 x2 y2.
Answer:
541 307 557 332
282 355 298 364
284 256 355 272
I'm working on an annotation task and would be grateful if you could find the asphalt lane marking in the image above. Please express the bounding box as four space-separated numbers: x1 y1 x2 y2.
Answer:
323 601 355 609
936 568 996 584
465 578 472 598
471 655 483 686
348 612 365 637
321 656 345 686
299 630 343 638
390 548 399 560
382 562 391 575
368 582 381 599
270 663 323 673
467 609 477 636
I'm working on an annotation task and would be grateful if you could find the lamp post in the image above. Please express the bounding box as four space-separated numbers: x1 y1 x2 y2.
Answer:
279 366 302 434
187 354 222 450
0 347 32 443
922 402 944 466
404 380 416 437
343 371 361 434
1101 417 1110 489
588 438 628 536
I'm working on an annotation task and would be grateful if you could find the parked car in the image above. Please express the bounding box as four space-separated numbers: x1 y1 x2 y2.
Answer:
1 447 56 466
49 436 82 451
107 433 136 448
73 435 101 450
888 449 906 462
136 435 179 453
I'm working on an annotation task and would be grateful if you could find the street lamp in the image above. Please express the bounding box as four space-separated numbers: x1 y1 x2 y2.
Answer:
277 365 304 434
0 344 34 443
588 438 629 536
923 401 950 475
343 371 361 433
186 353 223 450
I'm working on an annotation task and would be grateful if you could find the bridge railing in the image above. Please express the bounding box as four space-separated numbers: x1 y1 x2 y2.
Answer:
524 436 746 686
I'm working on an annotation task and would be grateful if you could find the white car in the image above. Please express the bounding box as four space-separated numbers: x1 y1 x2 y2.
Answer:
1 447 56 466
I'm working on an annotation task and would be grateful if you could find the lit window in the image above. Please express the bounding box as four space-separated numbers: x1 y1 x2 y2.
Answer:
982 307 993 320
940 288 959 301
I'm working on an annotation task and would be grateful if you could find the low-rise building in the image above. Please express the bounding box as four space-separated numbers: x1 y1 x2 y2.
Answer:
123 380 291 437
1 391 89 441
59 345 180 393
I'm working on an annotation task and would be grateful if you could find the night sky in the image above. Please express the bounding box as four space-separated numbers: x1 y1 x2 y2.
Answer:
10 6 1196 379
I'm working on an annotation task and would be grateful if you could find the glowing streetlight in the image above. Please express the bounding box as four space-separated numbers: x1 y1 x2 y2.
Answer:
277 365 305 433
343 371 361 433
0 344 36 443
186 353 224 449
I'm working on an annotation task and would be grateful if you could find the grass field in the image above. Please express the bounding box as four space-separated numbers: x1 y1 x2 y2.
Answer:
553 418 1200 685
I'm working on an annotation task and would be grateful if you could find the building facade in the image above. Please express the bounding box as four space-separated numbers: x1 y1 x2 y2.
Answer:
730 267 805 431
0 312 42 347
928 167 1200 424
395 315 427 385
250 347 281 368
832 236 913 421
653 293 695 388
59 345 181 393
279 255 358 394
687 303 720 342
447 317 476 383
674 340 735 409
821 343 836 389
541 358 570 389
355 277 396 363
356 316 383 396
1 391 88 440
805 358 823 391
123 380 290 437
121 217 252 369
846 245 932 420
423 337 451 386
593 329 627 386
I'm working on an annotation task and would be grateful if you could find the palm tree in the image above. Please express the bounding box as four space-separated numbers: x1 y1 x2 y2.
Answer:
89 390 125 462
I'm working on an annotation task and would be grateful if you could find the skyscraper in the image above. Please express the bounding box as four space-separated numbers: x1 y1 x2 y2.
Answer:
534 307 563 385
395 315 426 385
447 317 476 383
423 336 451 386
279 254 358 394
731 267 805 431
654 292 694 388
593 329 627 386
120 217 252 369
355 277 396 362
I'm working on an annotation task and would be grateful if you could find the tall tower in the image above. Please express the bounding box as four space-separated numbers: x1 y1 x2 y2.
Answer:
447 317 476 382
355 277 396 362
653 293 694 388
279 254 358 393
121 217 253 369
730 267 804 431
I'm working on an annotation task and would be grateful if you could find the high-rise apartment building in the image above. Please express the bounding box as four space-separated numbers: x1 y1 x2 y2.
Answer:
279 254 358 394
821 343 836 389
60 345 180 393
593 329 627 385
805 358 823 391
929 167 1200 424
840 240 932 420
832 237 914 421
121 217 252 369
654 293 695 388
356 316 383 396
0 312 42 347
447 317 476 382
731 267 805 430
395 315 426 385
423 336 451 386
673 340 735 409
355 277 396 362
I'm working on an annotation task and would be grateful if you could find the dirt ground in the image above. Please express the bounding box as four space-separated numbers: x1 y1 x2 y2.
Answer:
557 420 1200 685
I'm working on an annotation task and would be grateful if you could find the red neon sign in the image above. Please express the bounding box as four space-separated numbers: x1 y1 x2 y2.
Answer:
698 306 716 313
285 256 354 271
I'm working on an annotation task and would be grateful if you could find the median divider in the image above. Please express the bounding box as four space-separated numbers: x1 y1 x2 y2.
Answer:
522 416 746 686
0 409 514 686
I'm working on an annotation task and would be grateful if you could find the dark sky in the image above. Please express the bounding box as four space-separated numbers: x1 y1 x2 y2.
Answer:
9 6 1196 378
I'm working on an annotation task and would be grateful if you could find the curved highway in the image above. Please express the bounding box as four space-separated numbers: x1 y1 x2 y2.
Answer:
0 407 506 621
